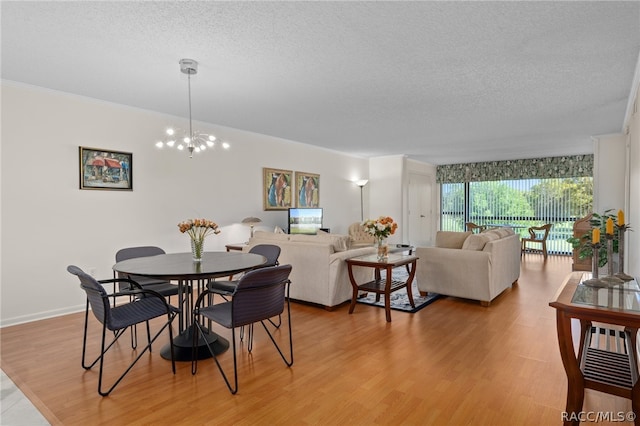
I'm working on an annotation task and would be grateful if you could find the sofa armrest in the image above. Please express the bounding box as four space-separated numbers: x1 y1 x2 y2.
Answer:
328 247 377 306
415 247 492 301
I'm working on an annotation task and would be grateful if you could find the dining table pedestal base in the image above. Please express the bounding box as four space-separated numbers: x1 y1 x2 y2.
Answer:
160 325 229 362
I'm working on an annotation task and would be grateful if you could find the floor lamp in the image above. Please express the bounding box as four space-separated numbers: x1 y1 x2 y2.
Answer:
355 180 368 221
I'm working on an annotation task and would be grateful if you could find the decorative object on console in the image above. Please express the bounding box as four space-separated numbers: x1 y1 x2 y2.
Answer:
567 209 630 269
263 168 293 210
178 218 221 262
362 216 398 261
616 211 633 281
295 171 320 207
79 147 132 191
241 217 262 239
354 179 368 221
601 226 624 284
582 236 603 286
154 59 230 158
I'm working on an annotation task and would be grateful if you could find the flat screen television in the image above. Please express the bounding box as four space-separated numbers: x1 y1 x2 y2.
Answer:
288 208 323 235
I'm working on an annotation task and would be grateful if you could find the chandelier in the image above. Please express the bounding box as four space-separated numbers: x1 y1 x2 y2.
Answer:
155 59 229 158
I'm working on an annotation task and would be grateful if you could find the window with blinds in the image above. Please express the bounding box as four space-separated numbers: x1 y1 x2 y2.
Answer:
441 177 593 255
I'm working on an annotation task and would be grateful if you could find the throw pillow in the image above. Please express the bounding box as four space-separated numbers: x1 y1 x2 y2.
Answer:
461 234 491 251
435 231 472 249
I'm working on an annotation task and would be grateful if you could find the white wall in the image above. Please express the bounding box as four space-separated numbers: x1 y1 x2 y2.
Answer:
0 82 370 326
369 155 405 244
626 85 639 276
593 133 628 213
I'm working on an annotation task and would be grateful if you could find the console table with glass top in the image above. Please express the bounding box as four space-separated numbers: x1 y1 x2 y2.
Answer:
550 272 640 425
346 253 418 322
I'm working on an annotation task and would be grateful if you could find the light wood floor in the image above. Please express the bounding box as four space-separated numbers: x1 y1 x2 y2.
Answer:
1 255 634 425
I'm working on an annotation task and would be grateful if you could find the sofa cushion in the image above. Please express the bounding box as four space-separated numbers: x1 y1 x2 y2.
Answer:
252 231 290 242
290 233 351 252
435 231 472 249
484 227 512 238
462 231 501 251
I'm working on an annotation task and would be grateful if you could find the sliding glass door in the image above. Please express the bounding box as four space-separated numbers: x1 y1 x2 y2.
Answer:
441 177 592 255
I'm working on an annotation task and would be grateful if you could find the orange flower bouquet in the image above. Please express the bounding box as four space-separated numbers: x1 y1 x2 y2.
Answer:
362 216 398 239
362 216 398 261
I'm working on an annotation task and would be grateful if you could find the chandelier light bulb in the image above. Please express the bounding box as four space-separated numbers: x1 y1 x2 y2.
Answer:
155 59 230 157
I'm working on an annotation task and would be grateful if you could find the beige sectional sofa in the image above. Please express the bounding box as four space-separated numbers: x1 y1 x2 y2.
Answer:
244 231 376 309
415 228 521 306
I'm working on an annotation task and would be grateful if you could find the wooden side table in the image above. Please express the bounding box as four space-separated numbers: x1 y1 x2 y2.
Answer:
346 253 418 322
225 243 247 252
550 272 640 425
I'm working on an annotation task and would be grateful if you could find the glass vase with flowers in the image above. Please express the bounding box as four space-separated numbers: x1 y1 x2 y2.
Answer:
362 216 398 261
178 218 221 262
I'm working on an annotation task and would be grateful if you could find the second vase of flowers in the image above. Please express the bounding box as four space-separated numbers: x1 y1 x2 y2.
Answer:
363 216 398 261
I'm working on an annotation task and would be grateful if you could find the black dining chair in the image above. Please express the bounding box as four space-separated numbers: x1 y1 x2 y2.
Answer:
115 246 184 348
208 244 282 333
67 265 179 396
191 264 293 394
115 246 182 300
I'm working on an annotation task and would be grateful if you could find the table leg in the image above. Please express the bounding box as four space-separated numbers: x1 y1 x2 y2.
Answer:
160 325 229 361
556 310 584 426
348 263 358 314
384 266 392 322
405 260 416 309
162 278 230 361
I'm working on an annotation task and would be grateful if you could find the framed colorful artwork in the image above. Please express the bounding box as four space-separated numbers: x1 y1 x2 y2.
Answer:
295 171 320 207
263 167 293 210
79 147 133 190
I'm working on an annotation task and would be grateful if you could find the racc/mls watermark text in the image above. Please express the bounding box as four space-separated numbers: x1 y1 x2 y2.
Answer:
562 411 636 422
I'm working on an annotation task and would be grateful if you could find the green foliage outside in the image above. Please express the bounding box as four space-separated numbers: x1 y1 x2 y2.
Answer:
441 177 593 255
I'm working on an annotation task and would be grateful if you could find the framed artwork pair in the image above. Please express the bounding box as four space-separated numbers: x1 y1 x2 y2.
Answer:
263 168 319 211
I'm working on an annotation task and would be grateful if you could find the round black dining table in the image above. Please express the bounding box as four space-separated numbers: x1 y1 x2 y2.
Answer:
113 251 267 361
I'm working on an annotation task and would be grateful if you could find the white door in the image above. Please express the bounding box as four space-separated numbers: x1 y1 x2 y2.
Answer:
408 172 433 246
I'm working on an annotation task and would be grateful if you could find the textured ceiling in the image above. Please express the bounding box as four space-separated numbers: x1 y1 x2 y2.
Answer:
2 1 639 165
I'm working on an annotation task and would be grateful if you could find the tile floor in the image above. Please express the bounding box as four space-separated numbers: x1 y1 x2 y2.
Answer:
1 369 49 425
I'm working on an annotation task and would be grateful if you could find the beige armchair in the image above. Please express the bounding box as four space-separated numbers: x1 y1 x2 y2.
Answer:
348 222 375 247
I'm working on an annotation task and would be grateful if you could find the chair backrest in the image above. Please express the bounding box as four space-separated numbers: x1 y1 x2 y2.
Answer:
465 222 485 233
67 265 112 326
115 246 167 283
231 265 293 328
348 222 375 244
249 244 281 267
115 246 166 262
528 224 552 240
